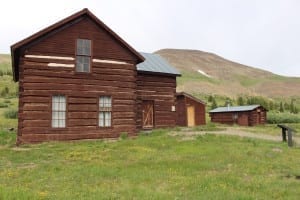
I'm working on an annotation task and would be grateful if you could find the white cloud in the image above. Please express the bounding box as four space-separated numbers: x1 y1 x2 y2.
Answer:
1 0 300 76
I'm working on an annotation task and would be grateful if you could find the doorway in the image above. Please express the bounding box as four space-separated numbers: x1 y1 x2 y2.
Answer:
187 106 195 126
142 100 154 129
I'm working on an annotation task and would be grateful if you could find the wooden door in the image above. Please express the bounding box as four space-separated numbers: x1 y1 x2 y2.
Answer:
142 101 154 129
238 114 248 126
187 106 195 127
257 111 261 124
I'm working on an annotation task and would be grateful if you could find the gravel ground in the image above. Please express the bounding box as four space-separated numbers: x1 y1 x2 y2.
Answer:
171 127 300 146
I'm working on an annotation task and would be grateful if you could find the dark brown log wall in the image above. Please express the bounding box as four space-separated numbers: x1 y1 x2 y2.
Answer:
210 107 267 126
27 16 138 63
249 108 267 126
210 112 247 125
176 95 186 126
17 17 139 144
136 73 177 129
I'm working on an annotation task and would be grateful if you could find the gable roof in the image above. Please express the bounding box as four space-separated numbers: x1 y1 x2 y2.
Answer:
137 52 181 76
176 92 206 105
209 105 263 113
11 8 145 81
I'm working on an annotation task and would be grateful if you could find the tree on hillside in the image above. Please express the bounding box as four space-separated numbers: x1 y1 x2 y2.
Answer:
290 99 295 114
284 102 290 111
211 98 218 110
269 101 274 110
237 96 244 106
279 102 284 113
289 99 299 114
294 107 299 114
274 102 280 110
208 95 213 102
223 98 232 107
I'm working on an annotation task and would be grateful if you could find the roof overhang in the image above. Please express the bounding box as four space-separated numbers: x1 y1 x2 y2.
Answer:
176 92 206 104
209 105 268 113
137 70 181 77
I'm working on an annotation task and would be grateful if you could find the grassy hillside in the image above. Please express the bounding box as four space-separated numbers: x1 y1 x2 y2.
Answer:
0 54 18 131
0 54 15 90
156 49 300 98
1 128 300 199
0 53 300 199
0 54 12 75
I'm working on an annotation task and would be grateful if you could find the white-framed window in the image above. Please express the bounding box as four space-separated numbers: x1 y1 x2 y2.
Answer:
99 96 112 127
76 39 91 72
52 95 66 128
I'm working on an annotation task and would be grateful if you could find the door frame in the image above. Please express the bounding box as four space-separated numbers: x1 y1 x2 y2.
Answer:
186 105 195 127
142 100 154 129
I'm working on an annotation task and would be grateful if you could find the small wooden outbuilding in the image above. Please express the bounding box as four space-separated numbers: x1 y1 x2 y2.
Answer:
176 92 206 126
137 52 181 130
209 105 267 126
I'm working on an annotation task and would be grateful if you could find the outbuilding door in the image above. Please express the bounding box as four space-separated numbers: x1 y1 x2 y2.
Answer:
187 106 195 126
142 100 154 129
238 113 249 126
257 111 261 124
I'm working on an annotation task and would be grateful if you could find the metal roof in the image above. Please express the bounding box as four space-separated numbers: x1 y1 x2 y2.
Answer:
209 105 261 113
137 52 181 76
176 92 206 105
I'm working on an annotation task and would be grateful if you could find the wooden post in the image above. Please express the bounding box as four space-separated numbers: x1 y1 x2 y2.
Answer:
287 129 293 147
282 128 287 142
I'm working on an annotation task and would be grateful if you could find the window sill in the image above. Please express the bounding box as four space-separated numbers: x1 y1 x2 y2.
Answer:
74 71 92 75
50 127 67 130
97 126 113 129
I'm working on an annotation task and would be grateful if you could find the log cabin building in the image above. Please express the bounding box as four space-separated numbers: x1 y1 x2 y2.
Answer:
137 53 180 129
11 8 180 144
176 92 206 126
209 105 267 126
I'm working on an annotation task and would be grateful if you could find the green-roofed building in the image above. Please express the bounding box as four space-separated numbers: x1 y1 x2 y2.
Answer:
137 52 181 76
209 105 267 126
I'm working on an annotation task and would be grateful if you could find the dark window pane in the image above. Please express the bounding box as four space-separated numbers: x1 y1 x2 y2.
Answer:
77 39 91 56
76 56 90 72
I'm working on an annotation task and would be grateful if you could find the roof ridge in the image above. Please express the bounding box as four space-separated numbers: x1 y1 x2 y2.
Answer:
11 8 144 81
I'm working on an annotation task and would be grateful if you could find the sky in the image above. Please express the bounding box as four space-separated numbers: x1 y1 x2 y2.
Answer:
1 0 300 77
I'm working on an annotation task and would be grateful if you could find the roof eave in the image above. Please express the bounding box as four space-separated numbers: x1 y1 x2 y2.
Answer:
176 92 206 105
11 8 145 81
137 70 181 77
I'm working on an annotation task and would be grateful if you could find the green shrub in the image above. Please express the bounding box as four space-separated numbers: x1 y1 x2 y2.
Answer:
4 108 18 119
267 112 300 124
120 132 128 140
0 86 9 97
3 99 10 104
0 102 8 108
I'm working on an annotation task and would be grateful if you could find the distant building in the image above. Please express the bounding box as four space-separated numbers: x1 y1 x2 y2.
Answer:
209 105 267 126
176 92 206 126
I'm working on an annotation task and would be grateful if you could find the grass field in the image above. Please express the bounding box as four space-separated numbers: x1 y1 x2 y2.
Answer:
1 128 300 199
232 123 300 137
1 53 300 199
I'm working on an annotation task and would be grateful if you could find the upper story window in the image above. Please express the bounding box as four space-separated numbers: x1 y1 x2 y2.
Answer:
76 39 91 72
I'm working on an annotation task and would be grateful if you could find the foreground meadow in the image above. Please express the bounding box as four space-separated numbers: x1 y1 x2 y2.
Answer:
0 128 300 200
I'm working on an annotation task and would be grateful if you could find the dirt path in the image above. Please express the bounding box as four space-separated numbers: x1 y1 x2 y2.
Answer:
211 127 280 141
173 127 300 145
